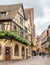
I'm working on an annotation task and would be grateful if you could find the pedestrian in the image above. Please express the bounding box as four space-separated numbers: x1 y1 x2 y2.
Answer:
42 52 45 58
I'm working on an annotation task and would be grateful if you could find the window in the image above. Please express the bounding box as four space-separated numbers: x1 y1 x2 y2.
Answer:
29 47 31 54
22 47 25 56
25 27 28 33
0 12 6 17
28 35 31 41
18 27 24 37
25 35 28 40
10 22 15 32
26 49 28 58
20 28 24 37
42 36 47 43
2 24 5 30
14 44 19 56
0 23 5 31
20 17 23 25
0 46 1 55
18 27 20 35
0 11 9 17
13 24 18 32
14 25 16 31
0 24 2 31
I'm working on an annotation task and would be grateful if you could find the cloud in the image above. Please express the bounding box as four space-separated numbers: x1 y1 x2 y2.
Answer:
23 0 44 18
45 0 50 7
35 6 50 36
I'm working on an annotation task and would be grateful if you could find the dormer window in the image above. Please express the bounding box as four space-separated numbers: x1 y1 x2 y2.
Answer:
0 12 6 17
0 12 6 15
0 11 9 17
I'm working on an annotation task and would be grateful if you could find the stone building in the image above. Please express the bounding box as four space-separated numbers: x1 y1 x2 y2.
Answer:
41 25 50 54
0 4 34 61
24 8 36 56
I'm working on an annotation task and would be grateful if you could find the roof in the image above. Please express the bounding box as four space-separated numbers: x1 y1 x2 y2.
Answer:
24 8 32 19
0 4 22 20
24 8 34 25
24 8 34 17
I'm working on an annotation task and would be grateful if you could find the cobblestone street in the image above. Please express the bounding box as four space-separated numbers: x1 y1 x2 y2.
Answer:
0 56 50 65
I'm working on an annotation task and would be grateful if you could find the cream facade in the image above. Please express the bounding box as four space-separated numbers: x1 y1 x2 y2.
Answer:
0 39 29 60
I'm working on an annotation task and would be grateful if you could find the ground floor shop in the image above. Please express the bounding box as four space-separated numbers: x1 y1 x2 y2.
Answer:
0 39 31 61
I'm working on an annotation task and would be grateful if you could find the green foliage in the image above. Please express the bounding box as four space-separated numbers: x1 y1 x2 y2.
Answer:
0 31 29 46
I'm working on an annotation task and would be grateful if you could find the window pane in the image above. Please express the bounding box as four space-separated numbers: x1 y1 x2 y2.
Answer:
22 47 25 56
14 45 19 56
20 28 24 37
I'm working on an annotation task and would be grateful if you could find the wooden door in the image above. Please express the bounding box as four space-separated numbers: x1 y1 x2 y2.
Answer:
5 47 11 61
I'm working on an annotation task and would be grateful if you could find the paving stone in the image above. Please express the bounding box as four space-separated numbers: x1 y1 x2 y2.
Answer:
0 56 50 65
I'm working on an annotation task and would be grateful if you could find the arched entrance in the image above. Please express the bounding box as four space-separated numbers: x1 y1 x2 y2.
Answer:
4 40 12 61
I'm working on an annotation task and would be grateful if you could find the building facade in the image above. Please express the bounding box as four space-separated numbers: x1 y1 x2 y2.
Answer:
41 25 50 54
36 36 42 55
24 8 36 56
0 4 34 61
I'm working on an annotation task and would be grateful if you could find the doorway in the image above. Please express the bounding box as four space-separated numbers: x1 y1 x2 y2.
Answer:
26 49 28 58
5 47 11 61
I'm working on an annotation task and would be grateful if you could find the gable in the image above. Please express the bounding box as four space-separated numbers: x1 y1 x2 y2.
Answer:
0 4 23 20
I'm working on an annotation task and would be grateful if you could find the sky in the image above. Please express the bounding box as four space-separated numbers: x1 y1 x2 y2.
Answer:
0 0 50 36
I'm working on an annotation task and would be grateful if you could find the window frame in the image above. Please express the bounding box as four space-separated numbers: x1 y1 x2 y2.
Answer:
14 44 19 56
22 47 25 56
